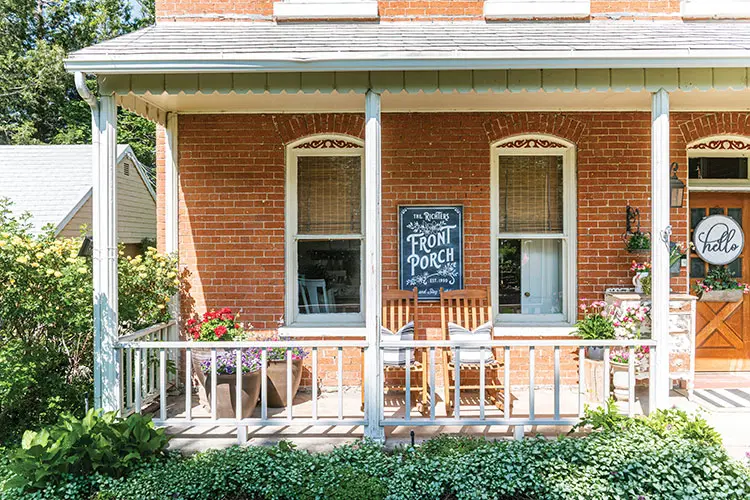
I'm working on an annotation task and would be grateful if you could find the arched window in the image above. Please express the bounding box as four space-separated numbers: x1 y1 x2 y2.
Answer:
490 135 577 325
285 135 365 326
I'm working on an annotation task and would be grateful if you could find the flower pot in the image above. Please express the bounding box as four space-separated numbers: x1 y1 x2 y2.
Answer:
670 259 681 277
632 272 648 294
699 289 744 303
191 349 222 408
585 346 605 361
204 370 261 418
611 362 630 402
266 358 304 408
628 248 650 255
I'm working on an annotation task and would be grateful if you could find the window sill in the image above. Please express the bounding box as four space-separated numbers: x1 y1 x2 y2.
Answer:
493 324 574 337
279 325 367 338
484 0 590 19
273 2 378 20
682 1 750 18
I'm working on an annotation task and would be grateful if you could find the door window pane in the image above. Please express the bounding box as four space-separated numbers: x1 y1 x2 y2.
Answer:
728 208 743 226
297 156 361 234
498 239 563 315
690 208 705 230
709 207 724 216
690 256 705 279
728 258 742 278
498 156 563 233
297 240 361 315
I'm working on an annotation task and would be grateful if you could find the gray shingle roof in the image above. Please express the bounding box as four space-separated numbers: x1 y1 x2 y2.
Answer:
66 21 750 72
0 145 129 234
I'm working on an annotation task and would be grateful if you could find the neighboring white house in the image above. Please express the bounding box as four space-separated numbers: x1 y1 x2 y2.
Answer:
0 144 156 254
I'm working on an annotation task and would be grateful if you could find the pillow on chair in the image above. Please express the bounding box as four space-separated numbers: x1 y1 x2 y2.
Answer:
448 322 494 364
381 321 415 366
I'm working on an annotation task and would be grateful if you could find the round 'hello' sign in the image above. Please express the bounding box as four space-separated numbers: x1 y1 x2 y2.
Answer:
693 215 744 266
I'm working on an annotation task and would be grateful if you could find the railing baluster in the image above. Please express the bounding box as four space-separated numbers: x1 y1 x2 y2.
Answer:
185 348 192 421
159 348 167 421
578 346 585 418
126 347 133 412
404 347 411 421
429 347 436 422
628 346 635 417
210 349 217 420
554 346 560 421
453 347 460 420
236 349 243 422
312 347 318 421
261 348 268 421
134 348 142 414
118 348 125 416
603 346 611 404
337 347 343 421
287 348 293 422
479 346 485 420
504 346 510 420
648 345 656 415
529 346 535 421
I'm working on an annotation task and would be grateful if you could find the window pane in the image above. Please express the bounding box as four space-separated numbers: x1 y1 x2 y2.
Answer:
690 256 705 279
709 207 724 216
728 208 742 226
298 240 360 315
690 208 705 230
498 238 563 315
498 155 563 233
298 156 361 234
689 157 748 180
728 258 742 278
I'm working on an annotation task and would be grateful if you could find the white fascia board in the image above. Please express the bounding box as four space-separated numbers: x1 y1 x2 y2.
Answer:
484 0 590 19
65 49 750 73
682 0 750 18
273 1 378 20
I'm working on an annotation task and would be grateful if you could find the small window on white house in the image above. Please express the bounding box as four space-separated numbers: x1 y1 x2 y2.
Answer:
492 138 576 325
287 138 365 325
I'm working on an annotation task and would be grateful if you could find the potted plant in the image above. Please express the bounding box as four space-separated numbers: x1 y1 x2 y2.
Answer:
693 267 749 302
630 260 651 294
670 242 686 277
626 232 650 254
186 308 248 408
260 335 308 408
200 349 262 418
609 347 650 401
571 300 615 360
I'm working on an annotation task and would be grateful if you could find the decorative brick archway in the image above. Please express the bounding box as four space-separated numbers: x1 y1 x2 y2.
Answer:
483 113 586 145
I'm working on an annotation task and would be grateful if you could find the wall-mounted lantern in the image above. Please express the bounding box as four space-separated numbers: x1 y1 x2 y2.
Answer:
78 236 93 258
670 162 686 209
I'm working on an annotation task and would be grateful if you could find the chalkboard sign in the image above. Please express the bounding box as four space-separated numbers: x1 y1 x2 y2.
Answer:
399 205 464 301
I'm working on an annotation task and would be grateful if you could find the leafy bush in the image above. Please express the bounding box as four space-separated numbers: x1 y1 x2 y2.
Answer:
571 300 615 340
12 413 741 500
0 199 179 442
2 410 169 493
626 231 651 251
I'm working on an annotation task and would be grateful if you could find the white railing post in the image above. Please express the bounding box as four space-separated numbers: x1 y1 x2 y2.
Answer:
93 93 119 412
364 90 385 441
651 88 671 410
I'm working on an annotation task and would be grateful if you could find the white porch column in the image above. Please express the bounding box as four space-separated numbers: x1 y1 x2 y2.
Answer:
651 88 671 409
364 91 384 441
93 94 120 411
164 114 179 255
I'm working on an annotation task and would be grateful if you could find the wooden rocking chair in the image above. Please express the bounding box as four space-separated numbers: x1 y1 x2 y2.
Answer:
440 286 509 416
361 288 429 413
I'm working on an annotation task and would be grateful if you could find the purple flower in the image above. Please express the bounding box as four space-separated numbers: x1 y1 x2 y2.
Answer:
201 350 260 375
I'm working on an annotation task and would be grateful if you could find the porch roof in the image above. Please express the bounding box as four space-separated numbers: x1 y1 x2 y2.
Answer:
66 21 750 74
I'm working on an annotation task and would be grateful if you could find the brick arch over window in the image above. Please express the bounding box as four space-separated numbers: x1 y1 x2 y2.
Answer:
678 113 750 146
272 114 365 145
483 113 586 145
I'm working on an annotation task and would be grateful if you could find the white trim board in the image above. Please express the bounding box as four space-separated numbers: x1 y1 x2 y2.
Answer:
273 1 378 20
484 0 590 19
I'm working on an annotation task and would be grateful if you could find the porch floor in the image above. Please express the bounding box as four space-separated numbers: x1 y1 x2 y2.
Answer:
155 385 653 454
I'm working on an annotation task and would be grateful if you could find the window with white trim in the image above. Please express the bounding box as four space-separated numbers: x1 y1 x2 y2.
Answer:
274 0 378 20
484 0 590 19
286 137 365 326
491 137 577 325
682 0 750 19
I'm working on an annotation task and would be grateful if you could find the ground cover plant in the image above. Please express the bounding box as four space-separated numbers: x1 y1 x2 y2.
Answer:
1 407 748 500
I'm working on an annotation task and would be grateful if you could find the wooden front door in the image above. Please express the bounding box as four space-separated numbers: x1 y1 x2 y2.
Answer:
690 192 750 372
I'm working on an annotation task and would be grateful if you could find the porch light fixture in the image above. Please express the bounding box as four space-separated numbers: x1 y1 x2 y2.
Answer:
78 236 93 258
670 162 685 209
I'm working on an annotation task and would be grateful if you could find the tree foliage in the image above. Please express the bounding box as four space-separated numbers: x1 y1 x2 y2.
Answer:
0 0 156 176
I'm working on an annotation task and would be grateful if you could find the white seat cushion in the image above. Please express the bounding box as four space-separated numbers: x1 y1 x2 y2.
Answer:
381 321 415 366
448 321 494 364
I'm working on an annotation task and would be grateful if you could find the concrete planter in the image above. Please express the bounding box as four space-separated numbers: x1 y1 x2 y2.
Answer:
585 346 605 361
266 358 304 408
699 289 744 303
204 370 261 419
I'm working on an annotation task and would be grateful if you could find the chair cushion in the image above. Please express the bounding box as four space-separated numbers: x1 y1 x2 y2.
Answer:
381 321 415 366
448 321 494 364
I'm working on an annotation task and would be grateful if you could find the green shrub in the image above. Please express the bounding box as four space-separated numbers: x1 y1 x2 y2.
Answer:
2 410 169 493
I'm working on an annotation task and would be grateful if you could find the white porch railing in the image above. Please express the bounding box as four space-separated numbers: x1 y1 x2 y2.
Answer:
114 328 657 442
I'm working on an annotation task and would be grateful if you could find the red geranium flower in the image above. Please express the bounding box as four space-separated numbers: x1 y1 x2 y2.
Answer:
214 325 228 338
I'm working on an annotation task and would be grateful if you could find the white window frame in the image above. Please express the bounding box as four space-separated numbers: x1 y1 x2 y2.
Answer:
274 0 378 20
484 0 590 19
285 135 366 328
682 0 750 19
490 135 577 328
687 135 750 192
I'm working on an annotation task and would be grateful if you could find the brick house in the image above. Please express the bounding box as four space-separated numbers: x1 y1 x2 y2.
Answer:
67 1 750 439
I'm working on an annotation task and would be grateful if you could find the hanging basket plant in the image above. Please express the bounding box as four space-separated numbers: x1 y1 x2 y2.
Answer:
625 231 651 254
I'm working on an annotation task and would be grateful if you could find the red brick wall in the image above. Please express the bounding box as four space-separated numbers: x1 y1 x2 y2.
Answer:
155 0 680 21
171 111 750 388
